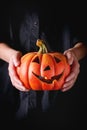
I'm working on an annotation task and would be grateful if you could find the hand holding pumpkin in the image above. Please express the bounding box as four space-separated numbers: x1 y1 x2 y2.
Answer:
16 39 71 90
61 49 80 92
8 39 80 91
8 51 29 91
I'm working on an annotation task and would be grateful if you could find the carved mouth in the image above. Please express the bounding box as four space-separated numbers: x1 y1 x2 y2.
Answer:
32 71 64 84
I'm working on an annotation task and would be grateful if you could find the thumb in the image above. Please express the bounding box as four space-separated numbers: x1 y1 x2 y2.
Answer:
13 52 22 67
65 51 73 65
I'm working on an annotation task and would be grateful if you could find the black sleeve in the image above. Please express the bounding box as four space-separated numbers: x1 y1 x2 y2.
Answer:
71 12 87 47
0 3 10 44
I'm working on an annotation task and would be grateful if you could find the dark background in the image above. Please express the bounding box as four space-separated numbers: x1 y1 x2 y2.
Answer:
0 1 87 129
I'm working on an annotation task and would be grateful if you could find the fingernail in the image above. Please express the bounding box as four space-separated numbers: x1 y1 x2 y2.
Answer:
22 86 26 91
19 81 23 85
65 78 69 82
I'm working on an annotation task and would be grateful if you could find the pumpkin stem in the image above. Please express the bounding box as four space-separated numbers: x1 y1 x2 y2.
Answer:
36 39 48 53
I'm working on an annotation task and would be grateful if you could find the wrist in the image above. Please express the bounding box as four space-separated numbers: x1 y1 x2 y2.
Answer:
0 43 22 63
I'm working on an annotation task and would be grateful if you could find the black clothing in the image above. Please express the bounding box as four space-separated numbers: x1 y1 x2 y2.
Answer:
0 1 87 129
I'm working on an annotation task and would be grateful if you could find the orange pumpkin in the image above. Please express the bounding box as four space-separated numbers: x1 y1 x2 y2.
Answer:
16 39 70 90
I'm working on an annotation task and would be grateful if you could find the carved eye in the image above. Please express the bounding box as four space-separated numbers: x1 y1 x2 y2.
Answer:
54 56 61 63
44 65 50 71
32 56 40 64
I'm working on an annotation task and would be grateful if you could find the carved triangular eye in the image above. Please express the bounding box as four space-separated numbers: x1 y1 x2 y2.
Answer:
54 56 61 63
44 65 50 71
32 56 40 64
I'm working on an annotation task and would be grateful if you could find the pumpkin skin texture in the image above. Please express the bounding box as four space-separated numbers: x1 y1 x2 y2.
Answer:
16 39 70 90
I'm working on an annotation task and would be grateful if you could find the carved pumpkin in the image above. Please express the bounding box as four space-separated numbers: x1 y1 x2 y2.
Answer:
16 39 70 90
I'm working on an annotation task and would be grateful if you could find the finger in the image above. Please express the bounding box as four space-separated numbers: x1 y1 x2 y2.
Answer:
11 52 22 67
72 63 80 75
65 62 80 82
61 82 74 92
9 71 29 91
61 85 73 92
11 73 23 85
61 76 77 92
65 72 75 82
13 83 29 92
10 77 29 91
9 65 22 86
64 51 74 65
9 68 27 91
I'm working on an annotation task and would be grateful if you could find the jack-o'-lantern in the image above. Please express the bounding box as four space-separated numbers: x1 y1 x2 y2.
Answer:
16 39 70 90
